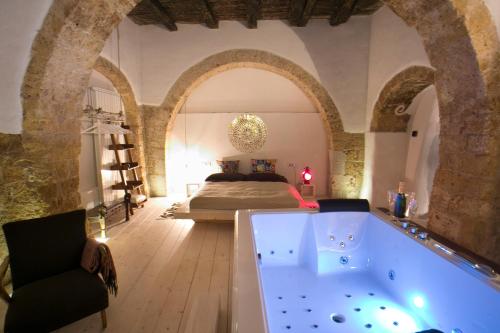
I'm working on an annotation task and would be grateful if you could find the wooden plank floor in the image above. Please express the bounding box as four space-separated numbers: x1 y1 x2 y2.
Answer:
0 198 234 333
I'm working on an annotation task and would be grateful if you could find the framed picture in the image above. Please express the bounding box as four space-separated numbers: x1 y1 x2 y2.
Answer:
186 183 200 197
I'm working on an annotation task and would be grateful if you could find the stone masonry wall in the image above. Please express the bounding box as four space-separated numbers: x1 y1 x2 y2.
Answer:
383 0 500 264
141 104 166 197
371 66 436 132
0 0 141 260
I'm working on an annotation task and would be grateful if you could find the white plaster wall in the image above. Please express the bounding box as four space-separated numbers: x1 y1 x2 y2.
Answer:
0 0 53 133
362 87 440 214
80 71 124 210
80 71 116 209
79 117 100 210
362 132 408 208
484 0 500 37
101 17 143 103
362 5 434 205
365 5 431 130
405 86 440 216
167 112 328 197
187 68 315 113
138 18 371 132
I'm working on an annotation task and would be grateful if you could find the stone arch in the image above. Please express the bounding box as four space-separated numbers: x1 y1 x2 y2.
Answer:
370 66 436 132
0 0 496 263
142 49 364 198
381 0 500 264
93 56 149 195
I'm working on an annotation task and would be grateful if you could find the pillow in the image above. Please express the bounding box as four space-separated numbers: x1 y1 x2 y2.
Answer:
205 173 246 182
251 159 276 173
217 160 239 173
246 172 288 183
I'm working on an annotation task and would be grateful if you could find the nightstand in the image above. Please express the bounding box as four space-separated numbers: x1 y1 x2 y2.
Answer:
299 184 316 199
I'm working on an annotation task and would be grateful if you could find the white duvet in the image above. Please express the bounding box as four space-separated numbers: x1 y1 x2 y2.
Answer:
189 181 303 210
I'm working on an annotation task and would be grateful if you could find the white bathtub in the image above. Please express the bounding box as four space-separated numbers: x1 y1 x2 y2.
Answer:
232 209 500 333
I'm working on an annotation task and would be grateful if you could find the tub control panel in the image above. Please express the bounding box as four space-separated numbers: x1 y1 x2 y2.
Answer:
381 212 499 285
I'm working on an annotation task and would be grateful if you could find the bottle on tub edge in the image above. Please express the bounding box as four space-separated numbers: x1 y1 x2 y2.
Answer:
394 181 407 218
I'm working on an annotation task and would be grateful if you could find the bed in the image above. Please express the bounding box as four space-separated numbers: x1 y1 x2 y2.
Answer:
173 174 307 222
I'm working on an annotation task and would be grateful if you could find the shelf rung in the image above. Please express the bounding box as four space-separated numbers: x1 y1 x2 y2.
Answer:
108 143 134 150
112 180 143 190
110 162 139 170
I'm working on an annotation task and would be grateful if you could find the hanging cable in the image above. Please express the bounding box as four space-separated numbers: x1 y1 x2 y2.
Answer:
116 25 125 116
184 101 188 169
117 26 121 71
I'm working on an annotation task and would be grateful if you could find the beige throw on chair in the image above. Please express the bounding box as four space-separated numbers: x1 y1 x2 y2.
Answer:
81 238 118 296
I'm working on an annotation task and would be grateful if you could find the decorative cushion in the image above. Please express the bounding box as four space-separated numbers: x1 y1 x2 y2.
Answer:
205 173 247 182
251 159 276 173
246 172 288 183
317 199 370 213
217 160 240 173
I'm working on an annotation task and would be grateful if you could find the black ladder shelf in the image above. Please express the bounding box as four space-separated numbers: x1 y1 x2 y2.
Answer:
109 124 147 220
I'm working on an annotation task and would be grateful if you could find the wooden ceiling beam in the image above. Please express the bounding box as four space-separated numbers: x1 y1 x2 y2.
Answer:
330 0 358 26
246 0 261 29
289 0 306 26
299 0 319 26
289 0 319 27
145 0 177 31
201 0 219 29
128 0 382 28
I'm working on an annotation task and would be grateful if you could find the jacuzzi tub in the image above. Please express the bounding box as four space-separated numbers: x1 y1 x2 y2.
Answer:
232 209 500 333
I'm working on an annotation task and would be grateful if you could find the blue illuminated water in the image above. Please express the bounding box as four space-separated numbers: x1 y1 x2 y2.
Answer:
259 266 430 333
250 211 500 332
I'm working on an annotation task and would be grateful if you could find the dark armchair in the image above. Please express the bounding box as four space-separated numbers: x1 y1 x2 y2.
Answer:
1 209 108 332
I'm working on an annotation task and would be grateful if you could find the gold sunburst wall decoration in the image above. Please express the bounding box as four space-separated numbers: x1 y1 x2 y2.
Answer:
228 114 267 153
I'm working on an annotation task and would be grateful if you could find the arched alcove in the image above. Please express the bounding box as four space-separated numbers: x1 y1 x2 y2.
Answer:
367 82 440 217
367 66 438 215
93 56 149 195
370 66 436 132
142 49 364 199
164 66 331 197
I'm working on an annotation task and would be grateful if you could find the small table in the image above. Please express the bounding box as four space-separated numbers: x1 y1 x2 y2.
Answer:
299 184 316 199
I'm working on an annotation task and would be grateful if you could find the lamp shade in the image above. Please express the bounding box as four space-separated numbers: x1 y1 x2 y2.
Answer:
301 166 312 184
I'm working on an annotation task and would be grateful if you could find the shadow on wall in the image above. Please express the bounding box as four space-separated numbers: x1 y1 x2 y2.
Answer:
366 131 408 209
292 18 372 134
292 18 373 199
418 135 440 218
410 93 440 216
